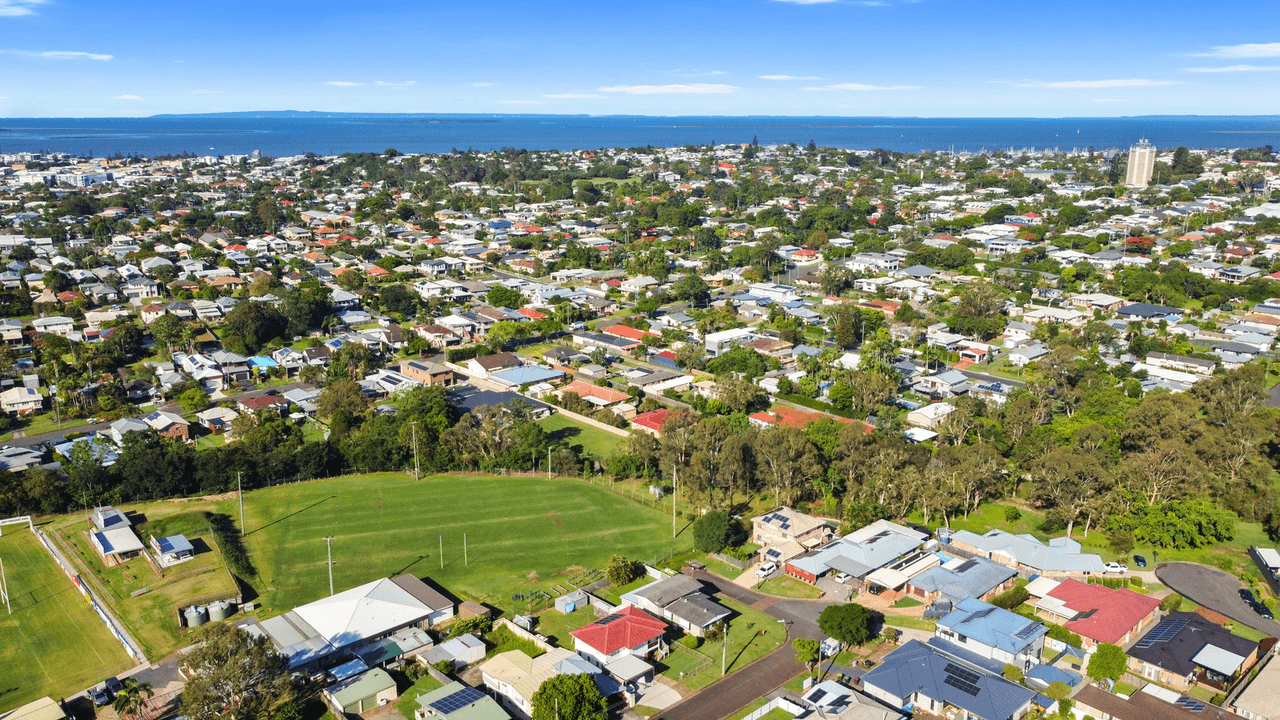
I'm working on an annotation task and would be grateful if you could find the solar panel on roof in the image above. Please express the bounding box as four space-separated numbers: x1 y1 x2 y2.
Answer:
970 608 996 621
780 522 791 530
954 559 977 572
944 663 980 684
1014 622 1041 639
1176 695 1207 712
430 686 485 714
944 674 981 697
809 688 827 703
1135 618 1190 649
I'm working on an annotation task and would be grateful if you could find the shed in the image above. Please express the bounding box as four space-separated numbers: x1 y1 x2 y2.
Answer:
423 633 485 670
150 534 195 565
323 668 397 715
555 590 588 614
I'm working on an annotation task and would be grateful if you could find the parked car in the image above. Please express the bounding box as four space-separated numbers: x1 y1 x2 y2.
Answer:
1133 555 1147 568
1103 562 1128 574
1254 602 1273 620
90 685 112 707
756 562 777 578
1240 588 1256 604
104 677 124 696
833 571 851 584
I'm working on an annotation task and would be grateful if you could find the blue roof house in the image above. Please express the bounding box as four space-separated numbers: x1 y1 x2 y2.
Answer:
862 639 1041 720
936 598 1048 671
907 557 1018 606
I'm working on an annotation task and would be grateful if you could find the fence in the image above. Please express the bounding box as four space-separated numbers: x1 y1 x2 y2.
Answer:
738 697 807 720
710 552 750 570
495 617 556 653
32 526 147 663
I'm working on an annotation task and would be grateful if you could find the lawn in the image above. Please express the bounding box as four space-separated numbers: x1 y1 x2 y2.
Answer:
532 606 591 649
661 597 786 690
758 575 821 599
700 555 748 581
238 473 692 619
537 413 626 460
594 574 654 606
883 615 936 632
395 673 443 720
45 508 241 658
0 526 134 713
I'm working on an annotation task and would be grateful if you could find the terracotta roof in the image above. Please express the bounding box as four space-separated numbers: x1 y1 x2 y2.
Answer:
601 324 656 341
750 406 864 431
1046 579 1160 644
516 308 546 320
558 379 630 405
570 606 666 655
631 408 671 433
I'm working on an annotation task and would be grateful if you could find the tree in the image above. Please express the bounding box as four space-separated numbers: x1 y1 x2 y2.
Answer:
606 555 639 587
671 273 711 306
818 603 880 647
380 283 419 317
1086 642 1127 682
487 285 525 309
177 387 209 413
693 509 734 553
181 624 294 720
317 379 368 419
224 301 288 352
327 341 376 382
112 678 155 720
792 638 820 670
531 672 607 720
948 284 1007 339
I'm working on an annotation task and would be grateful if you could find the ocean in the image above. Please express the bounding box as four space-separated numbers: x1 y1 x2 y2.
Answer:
1 114 1278 158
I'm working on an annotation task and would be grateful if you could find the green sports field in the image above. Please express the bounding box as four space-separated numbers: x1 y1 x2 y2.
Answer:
0 526 134 712
241 472 691 615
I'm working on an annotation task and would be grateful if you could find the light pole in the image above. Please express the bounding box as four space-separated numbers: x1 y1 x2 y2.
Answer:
325 536 335 595
721 621 730 676
238 471 244 536
410 421 420 479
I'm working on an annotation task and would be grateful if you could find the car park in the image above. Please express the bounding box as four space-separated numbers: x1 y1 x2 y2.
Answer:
1133 555 1147 568
756 561 777 578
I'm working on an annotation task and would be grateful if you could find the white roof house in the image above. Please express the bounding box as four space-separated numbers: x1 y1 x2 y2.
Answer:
293 578 438 649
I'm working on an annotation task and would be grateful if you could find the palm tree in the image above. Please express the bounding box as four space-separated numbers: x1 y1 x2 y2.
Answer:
112 679 155 720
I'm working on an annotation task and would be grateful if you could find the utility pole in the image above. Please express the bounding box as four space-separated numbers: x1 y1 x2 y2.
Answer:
324 536 335 596
1 557 9 615
464 534 468 565
721 622 729 676
547 446 551 479
410 421 420 479
238 472 244 536
672 463 677 538
439 535 443 570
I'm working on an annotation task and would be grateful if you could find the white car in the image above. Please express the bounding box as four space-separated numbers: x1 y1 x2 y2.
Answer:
833 571 851 584
1103 562 1128 574
756 562 777 578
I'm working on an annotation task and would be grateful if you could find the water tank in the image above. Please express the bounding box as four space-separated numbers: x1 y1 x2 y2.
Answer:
184 605 209 627
208 601 232 622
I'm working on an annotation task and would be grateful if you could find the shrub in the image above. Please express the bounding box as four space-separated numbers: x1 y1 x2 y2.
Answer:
991 584 1030 610
1159 593 1183 612
1045 681 1071 701
607 555 640 587
1128 576 1144 587
1003 506 1023 523
433 660 453 675
693 510 733 553
1109 530 1135 555
1002 663 1023 682
452 615 493 636
679 634 701 649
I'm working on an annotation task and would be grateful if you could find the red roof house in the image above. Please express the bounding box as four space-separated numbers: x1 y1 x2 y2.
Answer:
631 408 672 437
516 308 546 320
601 324 657 341
570 606 667 664
1040 579 1161 648
555 379 631 406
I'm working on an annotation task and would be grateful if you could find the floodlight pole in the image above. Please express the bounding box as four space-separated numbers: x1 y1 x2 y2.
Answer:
325 536 335 596
1 557 9 615
672 463 677 538
410 421 420 479
721 621 729 676
547 446 551 479
464 534 468 565
439 535 443 570
238 472 244 536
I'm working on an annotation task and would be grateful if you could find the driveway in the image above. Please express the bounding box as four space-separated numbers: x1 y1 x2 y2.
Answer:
1156 562 1280 637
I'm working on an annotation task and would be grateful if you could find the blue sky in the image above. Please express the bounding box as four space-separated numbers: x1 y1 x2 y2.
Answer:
1 0 1278 117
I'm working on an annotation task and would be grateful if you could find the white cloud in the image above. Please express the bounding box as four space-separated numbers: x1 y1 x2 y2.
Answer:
501 100 541 104
1199 42 1280 58
1039 78 1178 88
805 82 919 90
544 93 605 99
375 80 416 88
1185 64 1280 73
7 50 112 60
1092 98 1126 103
760 74 821 80
598 83 736 94
0 0 46 17
113 95 143 100
471 82 497 87
325 81 361 86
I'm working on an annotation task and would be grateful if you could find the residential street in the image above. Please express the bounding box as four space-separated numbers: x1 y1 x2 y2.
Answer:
652 570 837 720
1155 561 1280 637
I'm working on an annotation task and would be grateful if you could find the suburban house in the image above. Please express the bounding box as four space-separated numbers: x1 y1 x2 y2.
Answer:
150 534 195 566
570 606 668 668
465 352 522 379
905 556 1019 606
944 529 1107 578
553 379 631 408
480 647 607 719
1125 611 1258 691
1077 683 1241 720
322 668 397 717
400 360 456 387
622 573 731 638
630 408 672 437
414 681 509 720
1229 646 1280 720
751 506 828 548
0 386 42 416
906 402 955 429
861 639 1040 720
1030 578 1161 651
785 520 929 585
935 598 1048 671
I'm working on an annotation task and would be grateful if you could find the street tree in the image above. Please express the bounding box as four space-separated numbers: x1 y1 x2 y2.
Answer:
531 673 607 720
818 603 880 647
181 624 294 720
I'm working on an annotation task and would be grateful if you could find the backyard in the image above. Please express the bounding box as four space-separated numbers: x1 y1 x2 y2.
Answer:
536 413 626 460
658 597 786 690
0 526 134 712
